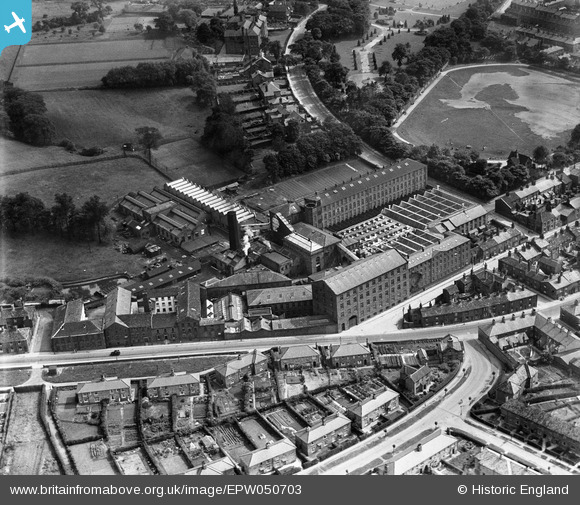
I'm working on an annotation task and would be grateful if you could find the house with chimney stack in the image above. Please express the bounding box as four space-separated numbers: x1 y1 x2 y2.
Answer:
325 343 371 368
76 376 133 405
146 371 201 399
214 350 269 387
294 413 352 458
344 387 400 431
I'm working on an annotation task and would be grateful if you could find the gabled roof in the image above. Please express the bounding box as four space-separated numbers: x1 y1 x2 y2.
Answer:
348 388 399 417
177 281 201 321
103 287 132 329
214 349 268 377
310 249 407 296
53 320 101 339
246 285 312 307
315 159 426 205
330 343 370 358
445 205 488 229
76 378 131 394
279 344 319 361
204 268 291 290
239 439 295 468
402 364 431 383
437 335 463 353
147 372 199 389
292 222 340 249
295 414 351 444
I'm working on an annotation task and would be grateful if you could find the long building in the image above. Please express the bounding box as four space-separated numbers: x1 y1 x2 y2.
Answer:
164 178 255 230
310 249 408 331
504 0 580 37
301 159 427 229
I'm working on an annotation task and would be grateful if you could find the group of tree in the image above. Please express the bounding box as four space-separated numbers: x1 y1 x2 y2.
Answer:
32 1 111 32
305 0 371 39
195 17 225 45
201 95 254 170
3 87 55 146
0 276 64 305
407 144 533 200
0 192 109 242
102 57 215 105
152 0 203 32
263 119 362 182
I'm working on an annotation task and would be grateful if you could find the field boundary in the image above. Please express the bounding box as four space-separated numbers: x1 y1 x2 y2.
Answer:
17 57 168 68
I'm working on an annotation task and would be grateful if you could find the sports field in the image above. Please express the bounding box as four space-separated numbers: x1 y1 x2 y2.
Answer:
395 65 580 158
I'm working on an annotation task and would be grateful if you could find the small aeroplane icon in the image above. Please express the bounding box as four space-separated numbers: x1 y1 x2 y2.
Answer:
5 12 26 34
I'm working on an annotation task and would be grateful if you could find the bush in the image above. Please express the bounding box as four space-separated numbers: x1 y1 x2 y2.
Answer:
59 138 76 152
79 146 104 157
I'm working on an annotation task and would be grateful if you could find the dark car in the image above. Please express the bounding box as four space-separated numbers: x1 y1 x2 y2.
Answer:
110 349 121 356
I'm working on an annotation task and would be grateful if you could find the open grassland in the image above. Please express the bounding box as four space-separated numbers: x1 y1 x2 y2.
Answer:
106 15 157 33
396 65 580 158
43 88 205 147
153 139 245 187
44 355 236 383
0 232 146 282
0 157 167 204
0 369 32 387
12 38 181 91
20 39 171 66
0 137 110 175
13 58 165 91
42 89 244 186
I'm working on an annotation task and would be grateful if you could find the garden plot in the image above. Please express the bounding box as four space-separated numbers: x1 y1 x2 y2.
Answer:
1 391 61 475
179 431 225 468
211 423 254 462
113 447 155 475
69 441 118 475
175 396 207 432
106 403 138 449
141 400 172 439
148 438 192 475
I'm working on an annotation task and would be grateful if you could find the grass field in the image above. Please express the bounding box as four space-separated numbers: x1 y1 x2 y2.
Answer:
12 38 183 91
43 88 205 147
44 355 236 383
20 39 171 66
0 138 99 175
153 139 245 187
12 58 165 91
0 156 167 204
396 65 580 158
0 368 32 387
0 232 146 281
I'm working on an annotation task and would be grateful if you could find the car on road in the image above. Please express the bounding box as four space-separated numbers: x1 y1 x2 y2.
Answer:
110 350 121 356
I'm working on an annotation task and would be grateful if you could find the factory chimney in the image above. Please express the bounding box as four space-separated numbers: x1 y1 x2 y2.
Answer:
228 210 242 251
